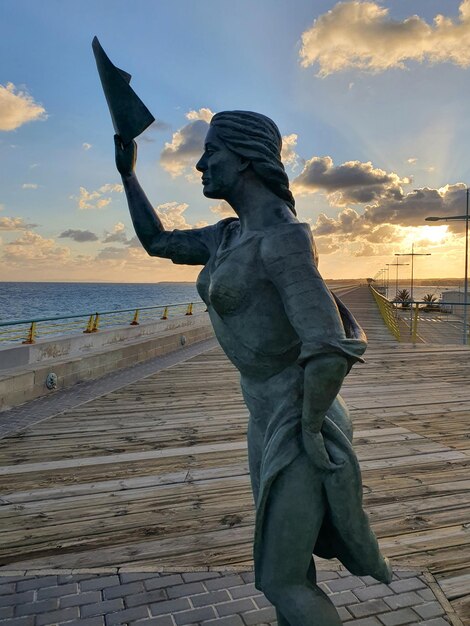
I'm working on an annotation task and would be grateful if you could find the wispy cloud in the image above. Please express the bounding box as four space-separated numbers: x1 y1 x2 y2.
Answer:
0 216 37 230
300 0 470 76
22 183 38 189
210 201 236 218
3 231 70 264
74 183 123 210
0 82 47 131
82 142 92 151
59 229 99 242
103 222 128 243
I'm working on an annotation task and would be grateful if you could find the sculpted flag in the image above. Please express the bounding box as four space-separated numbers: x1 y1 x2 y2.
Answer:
92 36 155 145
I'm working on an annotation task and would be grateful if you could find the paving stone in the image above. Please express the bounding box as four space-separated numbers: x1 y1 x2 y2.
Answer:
60 590 102 608
0 591 34 607
388 578 427 594
104 581 145 600
126 589 167 608
330 590 358 607
253 595 271 609
395 571 420 579
145 575 184 591
327 577 365 593
190 590 231 607
133 617 174 626
36 606 80 626
317 571 340 582
0 606 15 620
150 598 191 616
202 616 244 626
0 583 16 595
383 591 424 610
81 576 120 592
16 599 60 616
167 582 206 599
378 608 420 625
58 574 93 584
414 603 445 620
229 583 257 599
81 598 125 617
182 572 221 583
174 606 217 625
37 582 78 599
215 598 257 618
348 618 382 626
416 619 450 626
354 585 394 602
241 607 277 625
105 606 149 626
337 606 352 622
0 576 32 584
417 589 436 602
206 576 244 591
240 572 255 584
66 618 105 626
348 599 390 618
16 576 58 592
360 577 380 586
0 618 35 626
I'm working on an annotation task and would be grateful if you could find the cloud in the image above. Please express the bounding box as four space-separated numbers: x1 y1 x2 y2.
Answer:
103 222 128 243
281 134 301 169
59 229 99 242
210 201 236 218
186 108 214 123
293 155 408 206
0 82 47 131
407 158 418 165
160 109 214 178
0 216 37 230
299 0 470 76
156 202 194 230
82 143 92 151
74 183 123 210
22 183 38 189
3 231 70 264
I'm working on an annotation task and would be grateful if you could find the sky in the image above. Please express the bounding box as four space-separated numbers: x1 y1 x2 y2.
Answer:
2 0 470 282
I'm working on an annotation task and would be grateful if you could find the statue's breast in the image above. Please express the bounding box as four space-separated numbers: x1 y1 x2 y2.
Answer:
208 248 255 316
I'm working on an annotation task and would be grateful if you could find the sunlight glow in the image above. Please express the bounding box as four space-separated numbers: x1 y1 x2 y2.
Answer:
400 225 449 247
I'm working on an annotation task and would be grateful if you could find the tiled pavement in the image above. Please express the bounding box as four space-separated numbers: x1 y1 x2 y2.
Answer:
0 569 461 626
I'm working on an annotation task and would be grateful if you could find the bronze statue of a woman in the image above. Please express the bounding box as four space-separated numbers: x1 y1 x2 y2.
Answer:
93 37 392 624
112 109 392 626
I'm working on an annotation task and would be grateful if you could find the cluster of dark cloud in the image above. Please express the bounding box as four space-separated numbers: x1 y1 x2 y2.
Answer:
59 229 98 243
300 1 470 76
293 156 408 206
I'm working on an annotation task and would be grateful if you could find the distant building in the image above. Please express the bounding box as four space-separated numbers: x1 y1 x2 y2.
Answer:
440 290 470 316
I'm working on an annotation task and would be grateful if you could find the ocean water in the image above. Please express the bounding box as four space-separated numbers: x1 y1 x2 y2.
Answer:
0 282 201 323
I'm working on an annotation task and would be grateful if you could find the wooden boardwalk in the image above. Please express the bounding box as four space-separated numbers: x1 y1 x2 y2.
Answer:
0 285 469 623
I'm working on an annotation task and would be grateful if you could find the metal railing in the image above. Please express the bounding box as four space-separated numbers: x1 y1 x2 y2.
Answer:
369 286 401 341
0 301 205 345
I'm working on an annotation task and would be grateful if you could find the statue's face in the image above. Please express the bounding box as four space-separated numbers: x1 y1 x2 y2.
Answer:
196 126 244 199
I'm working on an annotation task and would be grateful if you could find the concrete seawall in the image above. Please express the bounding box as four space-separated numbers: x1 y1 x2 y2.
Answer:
0 312 214 411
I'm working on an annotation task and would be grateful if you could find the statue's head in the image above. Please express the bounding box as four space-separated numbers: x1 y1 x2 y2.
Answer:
196 110 296 215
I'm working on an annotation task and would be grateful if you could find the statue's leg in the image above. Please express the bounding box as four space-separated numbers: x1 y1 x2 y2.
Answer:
258 453 342 626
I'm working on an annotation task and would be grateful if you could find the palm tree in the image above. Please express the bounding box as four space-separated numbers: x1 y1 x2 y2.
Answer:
395 288 411 308
423 293 439 311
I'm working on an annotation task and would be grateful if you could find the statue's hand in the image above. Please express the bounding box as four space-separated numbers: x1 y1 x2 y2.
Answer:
302 427 344 472
115 134 137 177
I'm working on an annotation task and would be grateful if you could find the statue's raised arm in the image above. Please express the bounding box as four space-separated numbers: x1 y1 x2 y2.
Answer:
93 36 218 266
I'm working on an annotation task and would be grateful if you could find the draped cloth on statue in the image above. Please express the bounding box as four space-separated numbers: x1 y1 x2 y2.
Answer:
155 218 392 588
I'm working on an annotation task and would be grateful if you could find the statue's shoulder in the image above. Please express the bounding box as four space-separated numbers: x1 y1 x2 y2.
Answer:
261 222 315 263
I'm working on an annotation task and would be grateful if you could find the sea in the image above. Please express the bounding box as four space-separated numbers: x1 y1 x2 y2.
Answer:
0 280 463 323
0 282 201 323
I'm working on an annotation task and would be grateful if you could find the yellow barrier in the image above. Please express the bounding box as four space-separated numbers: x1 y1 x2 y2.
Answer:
22 322 37 345
185 303 193 316
130 309 140 326
369 286 401 341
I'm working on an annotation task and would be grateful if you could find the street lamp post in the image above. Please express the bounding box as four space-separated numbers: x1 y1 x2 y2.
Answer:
395 245 431 334
387 261 409 301
425 187 470 344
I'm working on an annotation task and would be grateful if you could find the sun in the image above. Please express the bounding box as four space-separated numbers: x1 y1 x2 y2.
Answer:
401 225 449 246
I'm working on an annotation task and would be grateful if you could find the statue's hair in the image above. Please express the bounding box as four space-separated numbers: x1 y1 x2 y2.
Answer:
210 110 296 215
